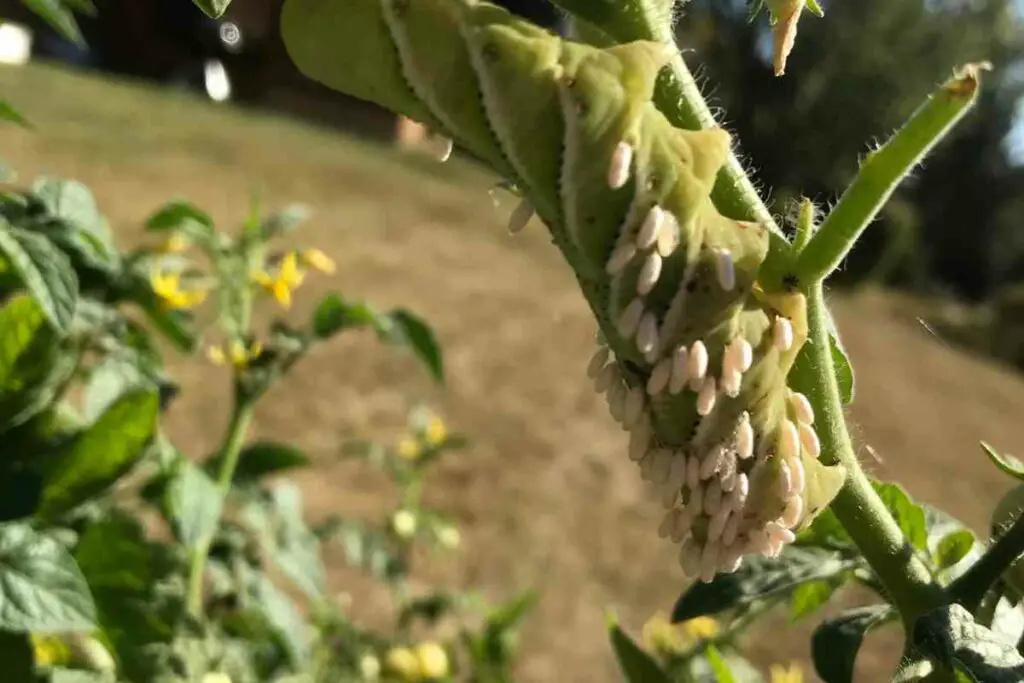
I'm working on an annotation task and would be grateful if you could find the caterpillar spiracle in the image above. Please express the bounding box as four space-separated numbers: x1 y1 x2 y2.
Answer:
280 0 847 582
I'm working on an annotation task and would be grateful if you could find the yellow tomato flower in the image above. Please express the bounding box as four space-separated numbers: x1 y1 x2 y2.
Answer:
159 232 191 254
642 612 686 655
424 417 447 446
642 612 720 656
31 634 68 667
207 340 263 369
385 647 421 681
151 268 209 310
299 247 337 274
254 251 306 309
414 642 449 680
770 662 804 683
681 616 721 641
397 437 421 461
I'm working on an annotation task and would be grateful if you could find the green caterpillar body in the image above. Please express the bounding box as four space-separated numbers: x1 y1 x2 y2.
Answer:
281 0 846 582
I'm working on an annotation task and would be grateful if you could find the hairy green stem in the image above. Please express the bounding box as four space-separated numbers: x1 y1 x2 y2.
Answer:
186 397 255 617
793 64 985 287
805 283 945 625
950 510 1024 613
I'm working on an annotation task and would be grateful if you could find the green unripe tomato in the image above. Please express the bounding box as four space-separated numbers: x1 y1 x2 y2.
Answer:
990 483 1024 595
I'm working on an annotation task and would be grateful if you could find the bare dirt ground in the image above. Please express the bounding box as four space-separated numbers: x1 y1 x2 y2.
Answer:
2 63 1024 682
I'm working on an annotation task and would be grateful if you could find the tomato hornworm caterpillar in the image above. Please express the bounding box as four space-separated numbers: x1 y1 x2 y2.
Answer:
280 0 846 582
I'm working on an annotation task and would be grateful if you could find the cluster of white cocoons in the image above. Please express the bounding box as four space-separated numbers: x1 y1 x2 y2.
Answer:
586 338 816 583
577 143 820 582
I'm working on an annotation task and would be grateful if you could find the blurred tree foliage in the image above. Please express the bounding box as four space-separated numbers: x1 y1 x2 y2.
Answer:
675 0 1024 300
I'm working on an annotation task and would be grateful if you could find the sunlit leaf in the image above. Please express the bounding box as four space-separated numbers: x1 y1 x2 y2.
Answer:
913 604 1024 682
790 579 841 620
168 461 223 549
243 482 325 600
0 221 78 333
672 547 852 622
935 530 976 571
38 389 159 518
0 522 95 631
192 0 231 18
873 481 928 552
981 442 1024 482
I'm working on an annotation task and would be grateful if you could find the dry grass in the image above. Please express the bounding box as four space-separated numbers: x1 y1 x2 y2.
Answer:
2 61 1024 682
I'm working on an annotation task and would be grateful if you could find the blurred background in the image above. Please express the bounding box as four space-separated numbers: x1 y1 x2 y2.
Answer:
2 0 1024 681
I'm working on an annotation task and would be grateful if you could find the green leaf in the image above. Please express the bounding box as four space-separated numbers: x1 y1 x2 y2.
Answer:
608 617 672 683
873 481 929 552
0 101 30 129
705 645 738 683
168 462 223 549
935 530 977 571
0 222 78 333
242 482 325 600
252 573 310 667
311 295 443 381
23 0 87 45
204 441 310 484
0 521 96 631
913 603 1024 682
790 579 841 621
980 442 1024 482
38 389 159 518
193 0 231 18
796 508 854 551
383 309 444 383
397 592 458 630
31 178 112 247
812 605 895 683
82 356 152 422
486 589 539 633
311 293 376 338
144 200 214 240
0 293 67 431
260 204 311 241
826 310 855 404
671 547 851 622
73 513 180 682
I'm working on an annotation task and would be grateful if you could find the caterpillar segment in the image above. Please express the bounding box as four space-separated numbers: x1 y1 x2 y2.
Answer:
279 0 847 583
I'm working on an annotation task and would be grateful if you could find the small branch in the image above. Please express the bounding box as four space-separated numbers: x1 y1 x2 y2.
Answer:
804 283 945 626
792 198 816 253
186 399 255 617
793 63 986 287
950 511 1024 613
